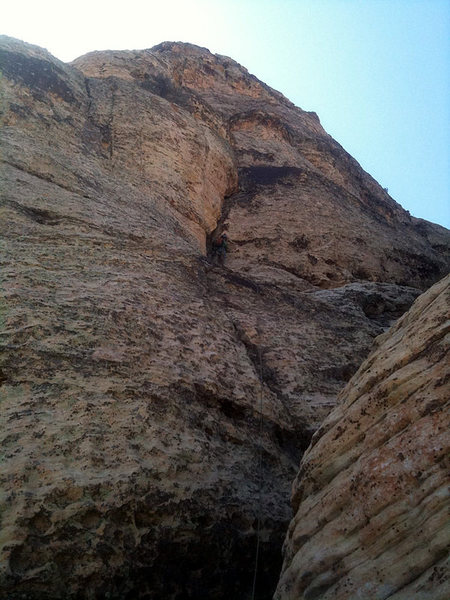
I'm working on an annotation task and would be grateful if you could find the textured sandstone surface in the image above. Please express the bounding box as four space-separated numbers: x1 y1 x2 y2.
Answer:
0 35 449 599
73 41 450 291
275 275 450 600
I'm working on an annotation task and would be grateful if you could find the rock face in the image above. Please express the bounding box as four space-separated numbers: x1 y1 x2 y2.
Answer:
71 41 450 291
275 274 450 600
0 36 449 598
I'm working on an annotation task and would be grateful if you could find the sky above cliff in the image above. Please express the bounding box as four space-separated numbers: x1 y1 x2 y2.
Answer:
3 0 450 227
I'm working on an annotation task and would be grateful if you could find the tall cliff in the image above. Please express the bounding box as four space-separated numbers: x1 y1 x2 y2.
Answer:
0 36 449 599
275 274 449 600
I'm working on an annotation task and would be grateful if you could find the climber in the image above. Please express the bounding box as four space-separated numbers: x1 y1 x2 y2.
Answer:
212 232 229 266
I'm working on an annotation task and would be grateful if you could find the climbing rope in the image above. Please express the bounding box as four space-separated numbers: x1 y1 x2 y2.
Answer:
251 344 265 600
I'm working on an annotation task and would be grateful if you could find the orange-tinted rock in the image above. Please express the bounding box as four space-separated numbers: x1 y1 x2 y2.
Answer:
73 42 450 290
275 275 450 600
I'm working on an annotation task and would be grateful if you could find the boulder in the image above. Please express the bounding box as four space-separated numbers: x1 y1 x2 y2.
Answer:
275 275 450 600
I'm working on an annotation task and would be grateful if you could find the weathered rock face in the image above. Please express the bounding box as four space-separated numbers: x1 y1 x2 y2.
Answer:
0 36 449 599
275 274 450 600
72 41 450 291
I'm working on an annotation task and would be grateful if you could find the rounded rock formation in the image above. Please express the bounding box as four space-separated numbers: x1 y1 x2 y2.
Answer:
275 275 450 600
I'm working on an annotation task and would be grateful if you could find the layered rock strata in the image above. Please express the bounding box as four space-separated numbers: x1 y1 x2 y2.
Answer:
0 35 449 598
275 274 450 600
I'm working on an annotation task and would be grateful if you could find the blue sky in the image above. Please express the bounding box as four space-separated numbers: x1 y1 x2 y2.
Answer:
3 0 449 227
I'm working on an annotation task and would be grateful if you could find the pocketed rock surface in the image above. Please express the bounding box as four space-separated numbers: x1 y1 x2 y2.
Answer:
0 36 449 599
275 274 450 600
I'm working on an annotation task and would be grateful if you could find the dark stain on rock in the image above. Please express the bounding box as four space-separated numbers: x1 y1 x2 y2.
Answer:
137 71 220 133
222 270 262 293
273 423 311 461
81 118 113 158
361 293 386 318
420 398 444 417
12 202 62 225
8 102 31 119
239 166 303 189
323 363 360 383
290 235 310 251
218 397 247 421
0 49 77 105
125 519 284 600
392 248 444 288
140 73 183 100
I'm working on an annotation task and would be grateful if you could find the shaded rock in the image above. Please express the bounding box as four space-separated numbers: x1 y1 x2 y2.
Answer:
275 275 450 600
